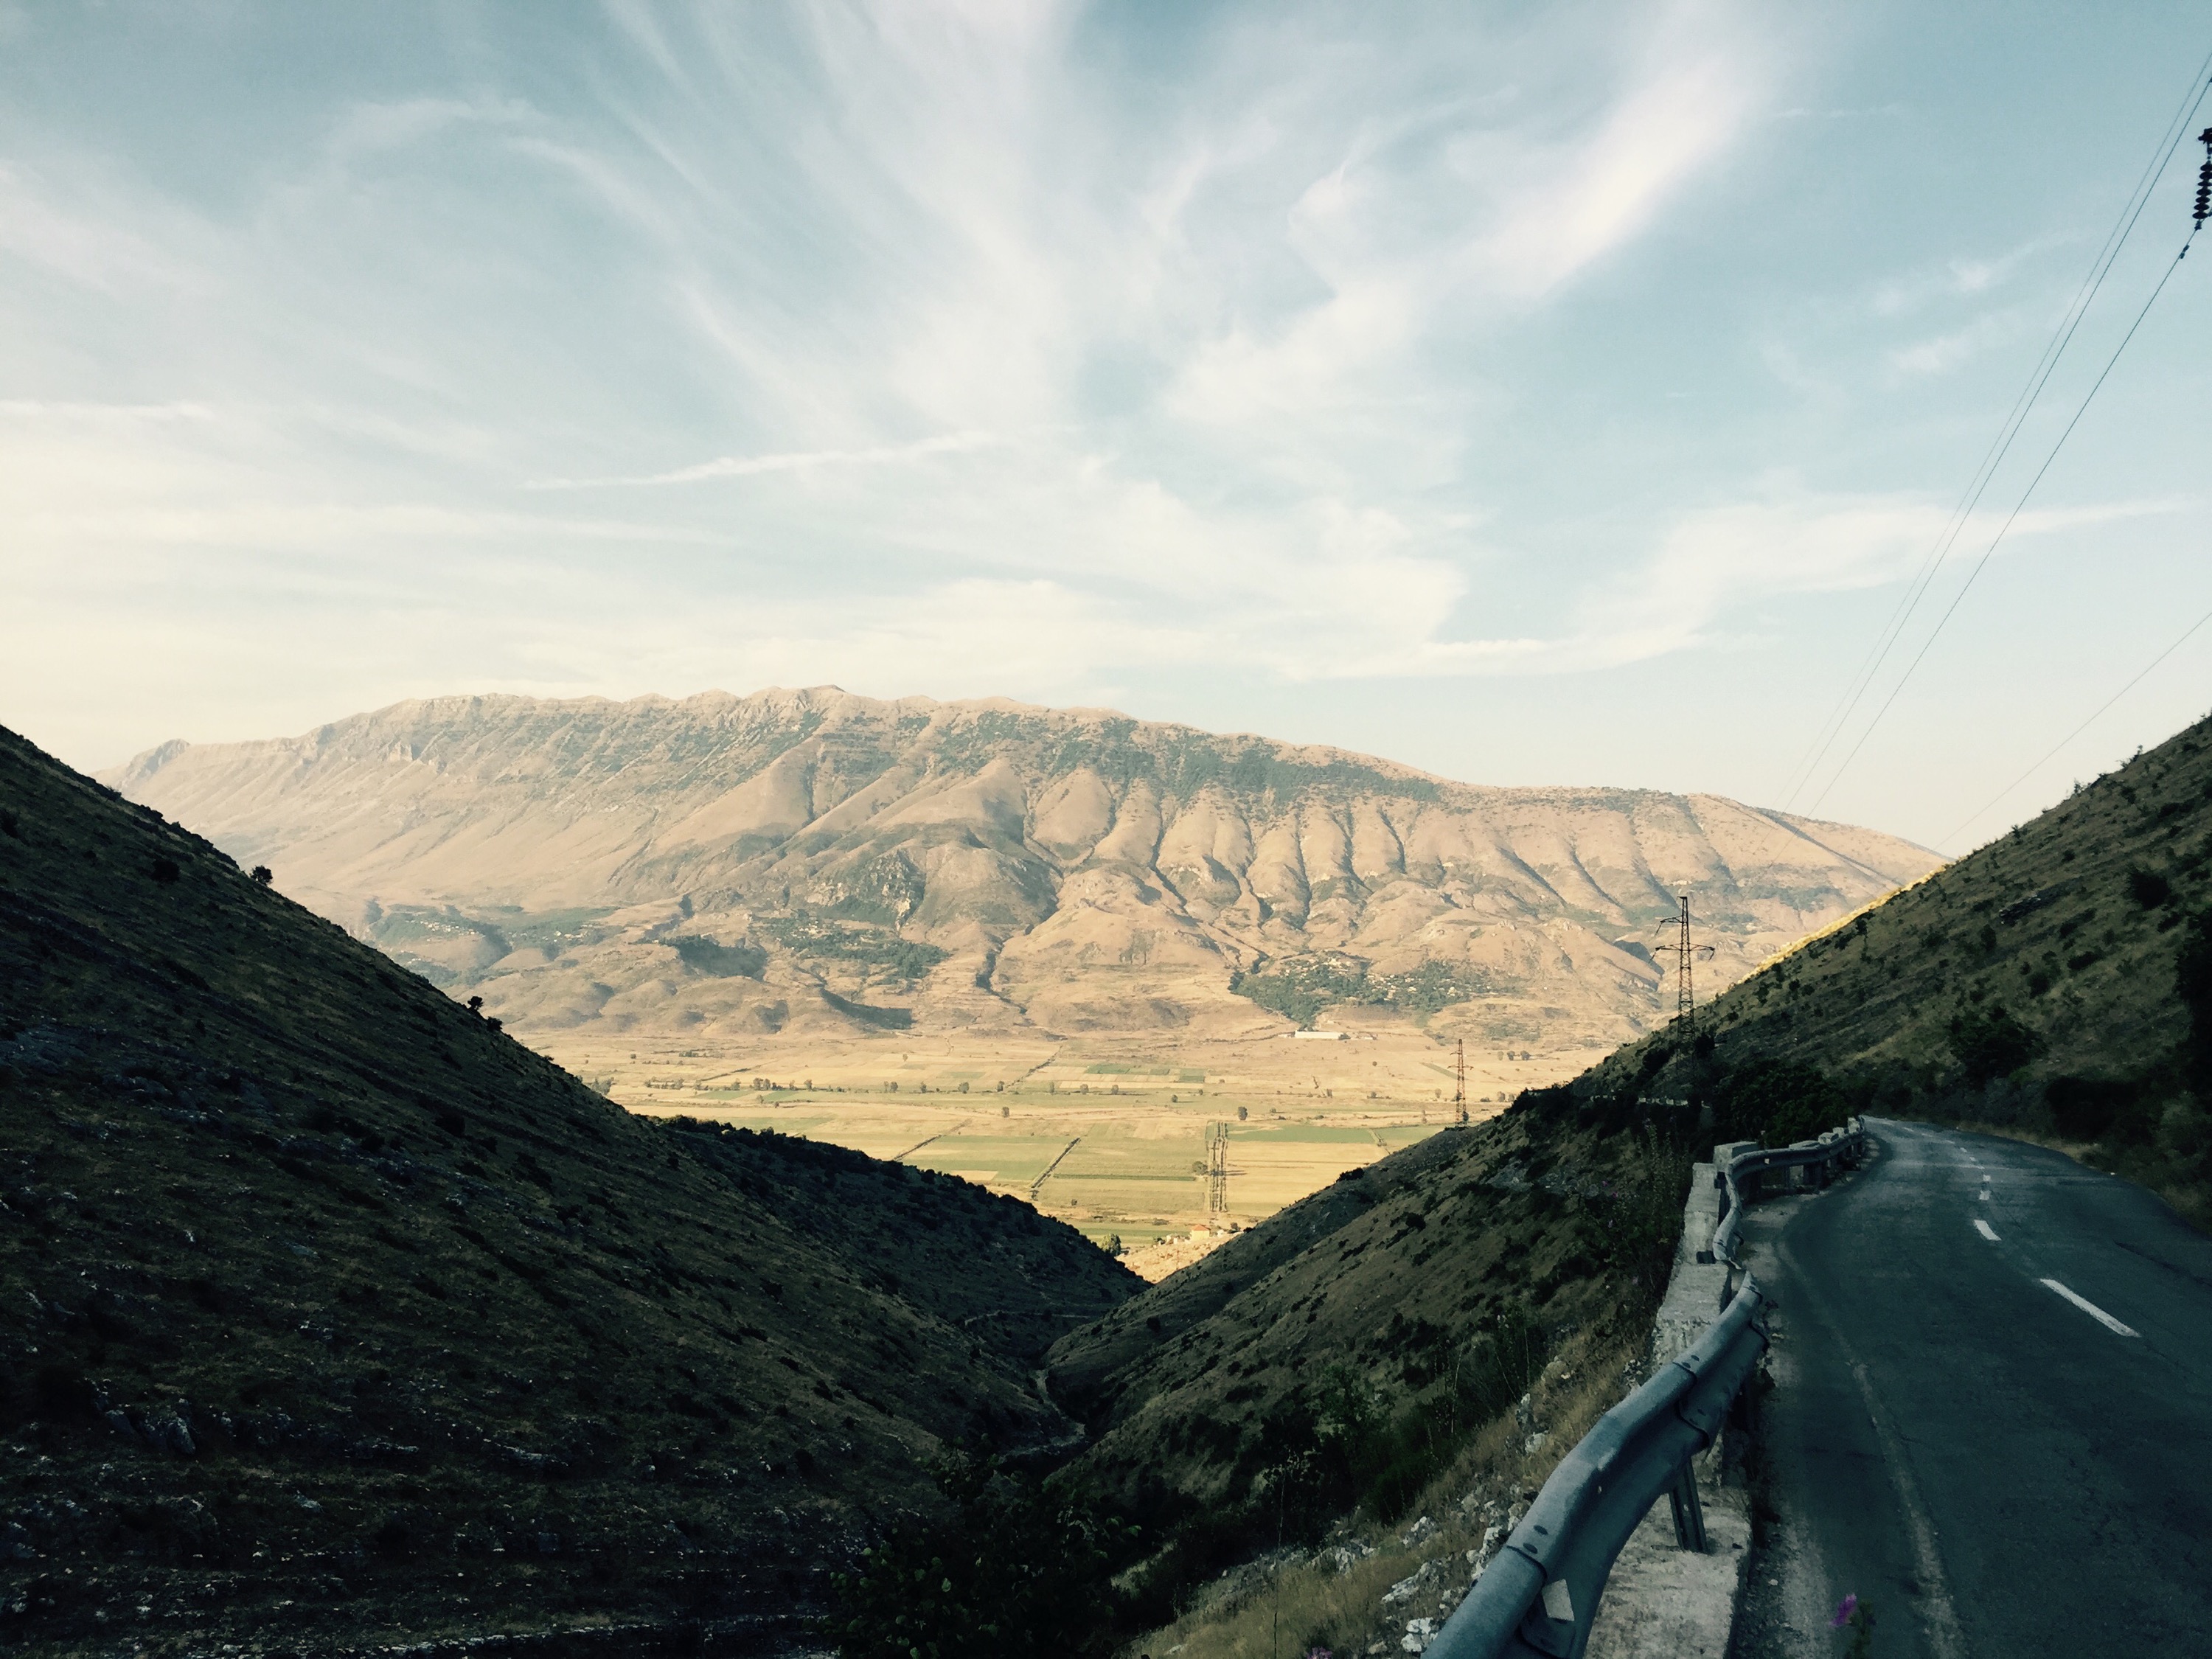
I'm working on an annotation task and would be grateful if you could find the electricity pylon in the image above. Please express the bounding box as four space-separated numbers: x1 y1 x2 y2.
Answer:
1652 894 1716 1029
1653 894 1717 1112
1454 1037 1468 1124
1206 1121 1230 1220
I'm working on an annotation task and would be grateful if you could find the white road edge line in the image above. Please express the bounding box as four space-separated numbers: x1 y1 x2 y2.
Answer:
1972 1219 2000 1242
2040 1278 2139 1337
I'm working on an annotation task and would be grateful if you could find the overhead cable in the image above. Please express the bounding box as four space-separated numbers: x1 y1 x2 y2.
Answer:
1938 595 2212 849
1778 49 2212 812
1804 213 2202 816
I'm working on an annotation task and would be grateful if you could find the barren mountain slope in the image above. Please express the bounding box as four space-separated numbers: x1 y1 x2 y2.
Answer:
0 723 1136 1652
108 689 1941 1051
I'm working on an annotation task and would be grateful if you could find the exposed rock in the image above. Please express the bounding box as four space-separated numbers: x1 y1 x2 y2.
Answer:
106 689 1940 1048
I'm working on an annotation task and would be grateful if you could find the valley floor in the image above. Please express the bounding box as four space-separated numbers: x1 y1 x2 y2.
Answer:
531 1026 1607 1252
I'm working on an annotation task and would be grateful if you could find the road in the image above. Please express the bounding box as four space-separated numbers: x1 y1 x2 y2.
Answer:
1730 1118 2212 1657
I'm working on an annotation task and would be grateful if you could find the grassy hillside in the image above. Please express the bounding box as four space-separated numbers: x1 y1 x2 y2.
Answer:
0 723 1136 1654
1580 712 2212 1226
1012 1091 1700 1652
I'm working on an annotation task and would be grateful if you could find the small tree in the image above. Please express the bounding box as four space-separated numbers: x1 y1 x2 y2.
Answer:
250 865 274 886
1949 1005 2042 1087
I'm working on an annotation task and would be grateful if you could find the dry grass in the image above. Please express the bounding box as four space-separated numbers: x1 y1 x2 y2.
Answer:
1121 1329 1646 1659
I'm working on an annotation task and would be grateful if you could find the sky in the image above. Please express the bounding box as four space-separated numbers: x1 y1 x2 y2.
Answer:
4 1 2210 855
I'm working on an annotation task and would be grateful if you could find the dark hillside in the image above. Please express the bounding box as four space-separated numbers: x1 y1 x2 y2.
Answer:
1000 722 2212 1652
1046 1128 1495 1428
1043 1096 1694 1632
0 724 1136 1654
1581 712 2212 1225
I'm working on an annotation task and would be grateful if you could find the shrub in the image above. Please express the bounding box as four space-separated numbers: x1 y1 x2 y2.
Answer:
1947 1005 2042 1086
1302 1304 1543 1523
2177 908 2212 1091
2128 868 2174 909
1710 1061 1846 1147
1602 1127 1694 1307
2044 1076 2142 1141
830 1455 1133 1658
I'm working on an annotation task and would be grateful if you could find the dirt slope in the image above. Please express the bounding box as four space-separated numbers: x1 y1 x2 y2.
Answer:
0 723 1136 1654
105 689 1939 1054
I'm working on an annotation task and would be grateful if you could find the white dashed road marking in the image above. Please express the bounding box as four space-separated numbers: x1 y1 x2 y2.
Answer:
2041 1279 2139 1337
1973 1219 2000 1242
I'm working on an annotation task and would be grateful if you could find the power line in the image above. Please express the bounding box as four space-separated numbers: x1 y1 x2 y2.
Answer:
1938 597 2212 848
1804 215 2202 814
1778 49 2212 811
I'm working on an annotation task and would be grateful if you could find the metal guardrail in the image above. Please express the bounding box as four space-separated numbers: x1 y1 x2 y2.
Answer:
1708 1119 1867 1270
1424 1120 1868 1659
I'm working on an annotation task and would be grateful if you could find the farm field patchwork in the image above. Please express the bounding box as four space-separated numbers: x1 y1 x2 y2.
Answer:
537 1024 1603 1257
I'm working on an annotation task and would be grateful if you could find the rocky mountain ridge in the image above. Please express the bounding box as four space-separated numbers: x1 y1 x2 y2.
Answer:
108 689 1943 1051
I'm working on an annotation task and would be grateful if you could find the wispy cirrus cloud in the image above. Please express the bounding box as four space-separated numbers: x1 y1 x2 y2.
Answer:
532 431 1002 488
13 0 2198 850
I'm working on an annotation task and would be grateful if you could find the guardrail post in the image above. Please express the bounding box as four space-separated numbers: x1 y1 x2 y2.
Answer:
1666 1465 1708 1553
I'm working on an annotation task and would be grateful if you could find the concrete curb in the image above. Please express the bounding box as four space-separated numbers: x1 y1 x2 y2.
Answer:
1584 1161 1752 1659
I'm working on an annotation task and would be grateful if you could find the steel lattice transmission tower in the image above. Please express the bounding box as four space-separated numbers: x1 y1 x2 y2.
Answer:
1206 1121 1230 1220
1454 1037 1468 1124
1652 895 1715 1029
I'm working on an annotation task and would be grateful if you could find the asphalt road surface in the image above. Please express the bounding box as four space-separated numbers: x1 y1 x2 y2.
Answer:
1729 1119 2212 1658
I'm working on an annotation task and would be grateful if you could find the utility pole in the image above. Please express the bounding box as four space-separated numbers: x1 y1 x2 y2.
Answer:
1206 1121 1229 1222
1454 1037 1468 1124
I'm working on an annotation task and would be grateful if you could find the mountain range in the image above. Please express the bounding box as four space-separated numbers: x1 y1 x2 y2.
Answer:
106 689 1941 1053
0 716 1691 1656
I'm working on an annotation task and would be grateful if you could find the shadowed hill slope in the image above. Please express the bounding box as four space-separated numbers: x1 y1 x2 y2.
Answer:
1044 1128 1486 1428
1041 1094 1693 1630
1579 712 2212 1225
0 723 1136 1653
105 689 1938 1051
